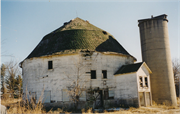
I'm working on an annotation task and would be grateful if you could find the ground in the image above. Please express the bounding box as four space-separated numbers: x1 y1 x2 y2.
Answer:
1 97 180 114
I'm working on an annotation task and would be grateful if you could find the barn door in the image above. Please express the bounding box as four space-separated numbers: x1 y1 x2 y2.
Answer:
95 90 104 108
145 92 151 106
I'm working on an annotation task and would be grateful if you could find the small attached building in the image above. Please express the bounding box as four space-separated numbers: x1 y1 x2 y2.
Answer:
114 62 152 107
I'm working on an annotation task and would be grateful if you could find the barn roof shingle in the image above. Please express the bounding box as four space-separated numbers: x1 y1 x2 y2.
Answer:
26 18 136 60
114 62 144 75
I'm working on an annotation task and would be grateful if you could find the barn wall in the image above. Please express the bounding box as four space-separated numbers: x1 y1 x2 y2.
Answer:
115 73 139 107
22 52 134 104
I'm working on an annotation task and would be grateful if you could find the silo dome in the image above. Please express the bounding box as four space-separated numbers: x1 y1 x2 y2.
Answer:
26 17 136 61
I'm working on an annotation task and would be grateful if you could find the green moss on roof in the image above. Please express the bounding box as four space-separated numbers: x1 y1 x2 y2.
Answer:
26 18 136 59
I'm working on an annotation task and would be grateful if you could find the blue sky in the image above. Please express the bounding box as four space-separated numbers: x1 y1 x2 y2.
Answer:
1 0 180 64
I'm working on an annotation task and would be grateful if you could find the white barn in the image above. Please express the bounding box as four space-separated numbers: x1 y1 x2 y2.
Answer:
20 18 152 108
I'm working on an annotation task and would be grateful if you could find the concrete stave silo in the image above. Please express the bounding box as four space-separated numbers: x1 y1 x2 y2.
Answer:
138 14 177 106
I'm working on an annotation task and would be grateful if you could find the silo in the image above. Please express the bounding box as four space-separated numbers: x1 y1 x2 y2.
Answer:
138 14 177 105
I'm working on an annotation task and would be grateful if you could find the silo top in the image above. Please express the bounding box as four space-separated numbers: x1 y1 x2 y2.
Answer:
138 14 168 26
26 17 136 60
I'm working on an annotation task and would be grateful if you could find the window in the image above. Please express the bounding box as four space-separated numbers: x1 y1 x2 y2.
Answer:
102 70 107 79
108 89 114 99
79 91 86 101
139 77 143 87
104 89 114 100
145 77 148 87
91 70 96 79
43 90 51 103
62 89 69 101
48 61 53 69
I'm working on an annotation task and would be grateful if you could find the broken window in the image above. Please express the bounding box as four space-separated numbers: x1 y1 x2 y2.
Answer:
139 77 143 87
91 70 96 79
102 70 107 79
48 61 53 69
145 77 148 87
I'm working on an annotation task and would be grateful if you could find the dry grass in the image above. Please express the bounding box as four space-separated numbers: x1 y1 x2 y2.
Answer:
151 99 180 110
1 96 46 114
1 97 180 114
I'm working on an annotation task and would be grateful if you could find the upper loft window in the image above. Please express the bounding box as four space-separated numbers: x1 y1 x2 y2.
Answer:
145 77 148 87
102 70 107 79
139 77 143 87
48 61 53 70
91 70 96 79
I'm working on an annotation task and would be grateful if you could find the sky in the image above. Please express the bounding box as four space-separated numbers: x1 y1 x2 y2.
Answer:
1 0 180 64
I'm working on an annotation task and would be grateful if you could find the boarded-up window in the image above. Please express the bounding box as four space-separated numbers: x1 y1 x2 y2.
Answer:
145 77 148 87
91 70 96 79
79 91 86 101
62 89 69 101
48 61 53 69
109 89 114 99
43 90 51 103
104 89 114 100
102 70 107 79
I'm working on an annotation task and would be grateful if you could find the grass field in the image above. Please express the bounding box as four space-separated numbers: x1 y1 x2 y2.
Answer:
1 97 180 114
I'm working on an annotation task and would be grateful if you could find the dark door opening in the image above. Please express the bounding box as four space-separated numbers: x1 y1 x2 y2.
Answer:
139 92 145 106
95 90 104 108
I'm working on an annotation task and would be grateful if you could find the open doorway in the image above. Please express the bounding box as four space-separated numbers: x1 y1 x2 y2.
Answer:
139 92 151 106
145 92 151 106
139 92 145 106
95 90 104 108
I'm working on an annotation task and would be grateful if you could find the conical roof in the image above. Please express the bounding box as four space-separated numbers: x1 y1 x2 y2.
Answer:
26 18 136 60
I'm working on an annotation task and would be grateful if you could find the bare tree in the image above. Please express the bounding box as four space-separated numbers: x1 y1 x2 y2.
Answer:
172 58 180 77
2 60 22 98
63 50 97 111
64 57 88 111
1 64 7 98
172 58 180 97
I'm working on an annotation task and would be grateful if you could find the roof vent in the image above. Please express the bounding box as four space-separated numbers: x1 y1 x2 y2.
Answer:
102 31 107 35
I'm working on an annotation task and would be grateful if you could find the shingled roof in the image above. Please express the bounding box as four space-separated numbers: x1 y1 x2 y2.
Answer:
114 62 144 75
26 17 136 60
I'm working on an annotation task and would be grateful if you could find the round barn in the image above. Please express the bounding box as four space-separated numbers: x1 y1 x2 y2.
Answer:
20 18 152 108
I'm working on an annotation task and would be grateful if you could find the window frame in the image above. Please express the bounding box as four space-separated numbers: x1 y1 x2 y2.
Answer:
144 77 148 87
91 70 96 79
48 61 53 70
139 76 143 88
102 70 107 79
